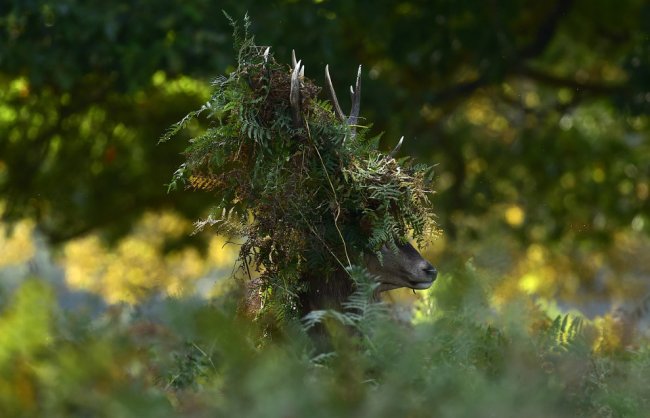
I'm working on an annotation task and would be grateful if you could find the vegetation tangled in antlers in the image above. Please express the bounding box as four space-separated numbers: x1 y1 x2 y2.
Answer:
162 16 438 321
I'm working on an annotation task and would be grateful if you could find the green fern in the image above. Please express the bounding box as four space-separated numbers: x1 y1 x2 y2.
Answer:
303 266 386 331
162 19 438 322
544 314 588 353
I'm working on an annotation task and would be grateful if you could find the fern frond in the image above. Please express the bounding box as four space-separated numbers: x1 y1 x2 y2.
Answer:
163 19 439 326
193 206 247 236
303 266 388 336
159 102 213 144
189 175 221 191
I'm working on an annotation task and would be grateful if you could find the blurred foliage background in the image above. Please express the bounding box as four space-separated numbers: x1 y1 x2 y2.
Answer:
1 0 650 416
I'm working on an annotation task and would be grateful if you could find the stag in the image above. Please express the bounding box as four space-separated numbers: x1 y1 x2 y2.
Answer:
166 38 438 321
253 51 438 315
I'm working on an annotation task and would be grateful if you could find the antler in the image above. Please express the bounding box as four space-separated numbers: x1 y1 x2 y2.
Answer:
325 65 345 122
389 136 404 158
324 64 362 139
325 62 404 156
291 49 298 69
348 65 361 128
291 52 364 136
290 50 304 128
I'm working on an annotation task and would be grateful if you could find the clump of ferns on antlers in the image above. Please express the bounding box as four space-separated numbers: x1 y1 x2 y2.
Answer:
162 17 438 320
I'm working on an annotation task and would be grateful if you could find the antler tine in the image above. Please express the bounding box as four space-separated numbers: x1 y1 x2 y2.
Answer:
263 46 270 63
291 49 298 69
325 65 346 122
347 65 362 127
290 58 303 128
389 136 404 158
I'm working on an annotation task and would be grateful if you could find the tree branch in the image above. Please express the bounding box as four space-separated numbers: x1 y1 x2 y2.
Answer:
428 0 577 107
430 77 489 106
519 0 576 59
518 66 625 96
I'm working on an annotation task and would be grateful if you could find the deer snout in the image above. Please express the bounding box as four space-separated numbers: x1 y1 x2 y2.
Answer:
423 264 437 280
408 262 436 289
367 242 438 292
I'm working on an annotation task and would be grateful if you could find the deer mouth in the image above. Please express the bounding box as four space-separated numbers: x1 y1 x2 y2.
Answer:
405 266 437 289
407 279 434 290
377 278 434 292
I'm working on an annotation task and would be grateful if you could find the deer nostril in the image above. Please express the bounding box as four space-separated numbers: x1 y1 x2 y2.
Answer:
423 266 437 279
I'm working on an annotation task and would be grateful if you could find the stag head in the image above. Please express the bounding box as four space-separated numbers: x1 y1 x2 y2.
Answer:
290 51 437 294
366 242 437 293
